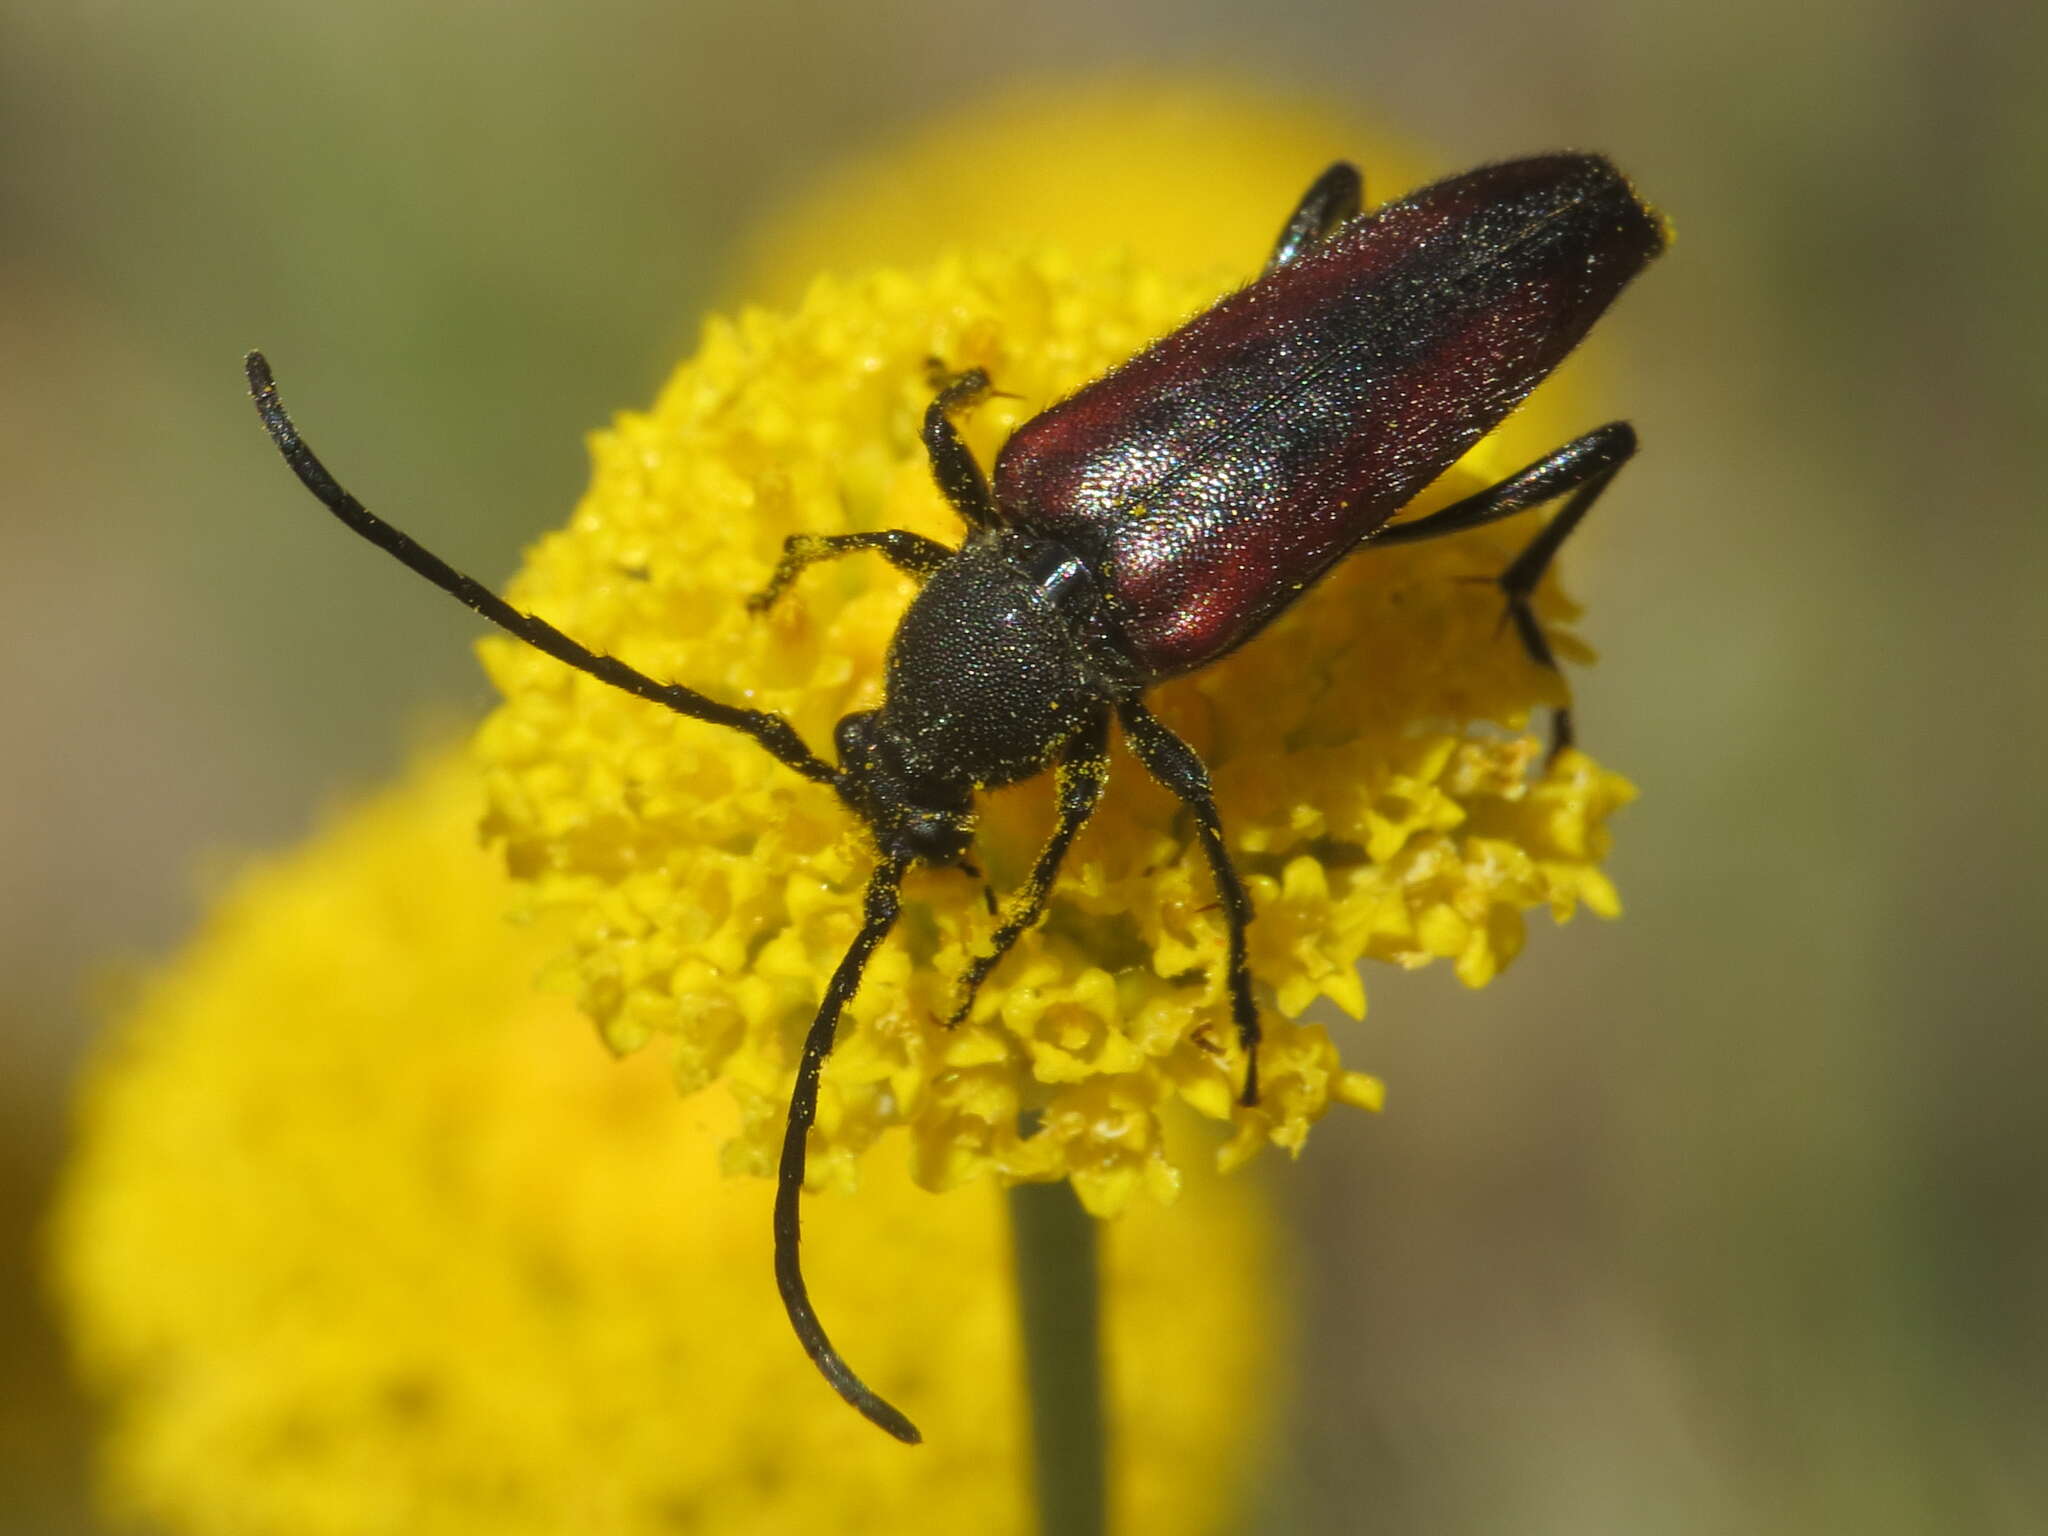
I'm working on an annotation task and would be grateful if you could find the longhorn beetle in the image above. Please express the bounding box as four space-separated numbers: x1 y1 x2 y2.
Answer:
247 151 1665 1444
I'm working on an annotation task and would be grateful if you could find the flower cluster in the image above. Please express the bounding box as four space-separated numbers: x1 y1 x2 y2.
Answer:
474 245 1632 1215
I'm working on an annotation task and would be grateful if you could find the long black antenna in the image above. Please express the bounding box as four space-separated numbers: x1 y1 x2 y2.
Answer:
244 351 839 787
773 852 922 1444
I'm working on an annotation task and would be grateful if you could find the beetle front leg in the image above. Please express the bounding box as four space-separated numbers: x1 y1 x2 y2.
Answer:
1266 161 1364 273
1115 699 1263 1107
921 366 1003 533
747 530 954 614
948 710 1112 1027
1368 422 1638 756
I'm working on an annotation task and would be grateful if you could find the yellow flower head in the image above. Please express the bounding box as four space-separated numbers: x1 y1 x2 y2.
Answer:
54 755 1282 1534
473 93 1637 1217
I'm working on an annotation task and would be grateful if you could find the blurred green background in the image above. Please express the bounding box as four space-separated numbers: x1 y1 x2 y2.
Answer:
5 0 2044 1531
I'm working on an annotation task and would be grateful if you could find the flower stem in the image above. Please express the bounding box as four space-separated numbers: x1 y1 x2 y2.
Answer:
1009 1180 1106 1536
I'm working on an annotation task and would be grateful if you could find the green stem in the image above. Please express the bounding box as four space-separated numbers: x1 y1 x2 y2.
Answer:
1009 1179 1107 1536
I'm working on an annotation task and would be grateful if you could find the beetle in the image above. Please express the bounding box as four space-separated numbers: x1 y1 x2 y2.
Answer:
246 150 1664 1444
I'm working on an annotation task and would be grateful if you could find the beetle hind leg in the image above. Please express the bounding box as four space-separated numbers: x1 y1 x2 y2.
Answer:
1368 422 1638 757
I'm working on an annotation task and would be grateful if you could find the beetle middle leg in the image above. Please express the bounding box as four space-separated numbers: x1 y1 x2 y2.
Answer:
1266 161 1364 273
947 710 1112 1027
1116 699 1263 1107
1368 422 1638 755
748 530 954 613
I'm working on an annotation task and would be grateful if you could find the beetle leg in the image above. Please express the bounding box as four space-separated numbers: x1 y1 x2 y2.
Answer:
1367 422 1638 756
774 851 923 1444
747 529 954 613
245 352 841 787
1369 423 1636 548
948 710 1112 1026
1115 699 1263 1107
921 367 1004 533
1265 161 1364 273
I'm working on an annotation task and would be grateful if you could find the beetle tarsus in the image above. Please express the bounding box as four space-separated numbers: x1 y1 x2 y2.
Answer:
749 529 954 613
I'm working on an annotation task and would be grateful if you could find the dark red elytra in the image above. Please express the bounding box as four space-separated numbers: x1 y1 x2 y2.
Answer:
245 151 1664 1447
997 155 1663 674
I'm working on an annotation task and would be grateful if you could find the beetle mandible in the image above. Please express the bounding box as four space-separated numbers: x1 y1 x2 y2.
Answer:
246 150 1665 1444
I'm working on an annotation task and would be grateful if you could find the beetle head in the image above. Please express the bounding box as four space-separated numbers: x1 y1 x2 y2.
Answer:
832 709 978 868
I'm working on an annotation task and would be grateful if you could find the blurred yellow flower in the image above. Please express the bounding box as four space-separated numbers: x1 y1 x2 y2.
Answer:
54 754 1281 1534
477 103 1633 1216
732 75 1431 306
